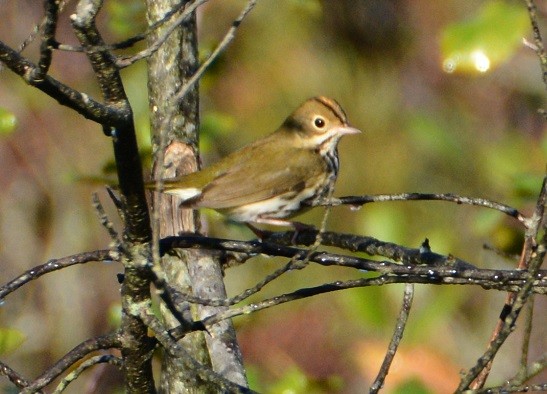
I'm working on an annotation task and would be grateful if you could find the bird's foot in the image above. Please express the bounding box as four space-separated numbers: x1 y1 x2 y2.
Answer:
248 220 316 245
245 223 274 240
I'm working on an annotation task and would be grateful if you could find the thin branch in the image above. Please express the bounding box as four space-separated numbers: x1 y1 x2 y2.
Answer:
329 193 528 227
35 0 60 79
72 0 152 241
21 333 121 394
214 205 334 308
0 40 115 123
458 175 547 390
71 0 131 106
0 249 115 301
92 192 121 247
194 277 412 329
476 383 547 393
525 0 547 90
116 0 210 68
159 235 547 297
53 354 122 394
53 0 187 54
370 283 414 393
163 269 545 343
507 353 546 386
0 361 33 390
262 230 477 270
151 270 206 334
137 304 254 393
172 0 258 104
518 296 535 378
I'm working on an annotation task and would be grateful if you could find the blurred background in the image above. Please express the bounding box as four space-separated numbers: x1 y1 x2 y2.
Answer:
0 0 545 392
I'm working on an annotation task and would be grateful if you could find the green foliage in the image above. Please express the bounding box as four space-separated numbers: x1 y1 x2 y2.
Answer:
105 1 146 38
513 172 545 199
441 1 529 74
200 111 236 153
263 366 342 394
407 113 462 161
107 303 122 329
0 327 25 355
0 107 16 135
340 283 394 331
393 377 432 394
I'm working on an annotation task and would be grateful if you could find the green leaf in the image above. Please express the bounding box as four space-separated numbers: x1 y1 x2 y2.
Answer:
107 303 122 329
0 327 25 355
393 377 432 394
0 107 17 135
106 1 146 37
441 1 529 74
266 366 342 394
513 172 545 199
200 111 236 153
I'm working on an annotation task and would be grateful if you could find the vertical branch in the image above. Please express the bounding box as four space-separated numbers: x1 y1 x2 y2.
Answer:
35 0 59 79
370 284 414 393
458 175 547 390
525 0 547 90
146 0 246 390
146 1 206 390
146 0 248 387
71 1 155 392
465 2 547 387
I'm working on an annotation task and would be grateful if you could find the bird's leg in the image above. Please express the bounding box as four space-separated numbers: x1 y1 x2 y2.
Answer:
289 221 317 244
252 218 316 244
245 223 273 240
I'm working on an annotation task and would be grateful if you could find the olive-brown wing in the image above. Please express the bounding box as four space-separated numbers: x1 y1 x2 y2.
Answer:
191 147 324 209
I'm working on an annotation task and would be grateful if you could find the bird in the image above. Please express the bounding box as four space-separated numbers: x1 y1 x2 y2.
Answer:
147 96 361 230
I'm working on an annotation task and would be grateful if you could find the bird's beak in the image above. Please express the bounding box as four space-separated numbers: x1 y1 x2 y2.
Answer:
338 125 362 135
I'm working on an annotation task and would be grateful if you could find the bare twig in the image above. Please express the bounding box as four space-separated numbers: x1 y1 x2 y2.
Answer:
92 192 121 246
153 221 336 350
172 0 258 103
370 283 414 393
151 270 206 334
71 2 155 392
54 0 187 54
525 0 547 90
53 354 122 394
461 4 547 384
519 296 535 378
330 193 528 227
34 0 60 79
164 267 546 343
262 230 477 270
0 361 33 390
0 40 115 123
21 334 121 394
512 298 537 385
159 234 547 296
0 249 116 301
458 175 546 390
0 0 68 74
507 353 547 387
137 305 254 393
116 0 210 67
194 277 411 330
477 382 547 393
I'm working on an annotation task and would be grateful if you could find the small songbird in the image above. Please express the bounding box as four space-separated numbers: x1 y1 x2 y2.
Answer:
148 96 361 229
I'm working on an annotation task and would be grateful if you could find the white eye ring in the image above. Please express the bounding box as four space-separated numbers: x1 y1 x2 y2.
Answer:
314 117 326 128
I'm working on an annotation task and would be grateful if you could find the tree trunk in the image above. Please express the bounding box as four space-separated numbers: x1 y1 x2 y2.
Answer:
145 1 247 391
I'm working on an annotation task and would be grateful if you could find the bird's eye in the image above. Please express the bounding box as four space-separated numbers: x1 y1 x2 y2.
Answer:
314 117 325 128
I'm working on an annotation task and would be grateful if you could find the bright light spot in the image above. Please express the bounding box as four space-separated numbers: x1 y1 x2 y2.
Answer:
443 52 462 73
443 57 457 73
471 49 490 72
